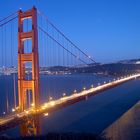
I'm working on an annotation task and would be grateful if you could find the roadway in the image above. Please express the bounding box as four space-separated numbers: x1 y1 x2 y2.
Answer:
0 73 140 131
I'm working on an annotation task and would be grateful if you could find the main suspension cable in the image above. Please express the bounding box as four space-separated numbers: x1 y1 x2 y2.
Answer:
38 26 88 65
37 10 96 63
0 16 18 28
0 11 18 23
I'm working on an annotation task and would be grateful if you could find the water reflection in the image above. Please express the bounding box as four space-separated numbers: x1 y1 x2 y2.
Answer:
20 114 41 136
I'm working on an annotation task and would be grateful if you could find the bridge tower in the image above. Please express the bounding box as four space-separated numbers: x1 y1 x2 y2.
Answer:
18 7 40 136
18 7 39 111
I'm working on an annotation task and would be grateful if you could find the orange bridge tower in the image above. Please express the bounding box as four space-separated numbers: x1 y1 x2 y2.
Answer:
18 7 39 111
18 7 40 136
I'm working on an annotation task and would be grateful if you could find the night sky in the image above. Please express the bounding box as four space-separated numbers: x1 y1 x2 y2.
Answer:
0 0 140 63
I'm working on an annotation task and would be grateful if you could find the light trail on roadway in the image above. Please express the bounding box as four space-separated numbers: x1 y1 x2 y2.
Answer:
0 73 140 129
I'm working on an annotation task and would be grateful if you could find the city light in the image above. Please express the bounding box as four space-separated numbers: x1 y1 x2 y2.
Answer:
43 103 48 108
25 111 29 114
83 87 86 90
74 90 77 93
49 97 53 100
12 108 15 112
49 101 55 106
41 106 46 110
31 103 35 107
44 113 49 117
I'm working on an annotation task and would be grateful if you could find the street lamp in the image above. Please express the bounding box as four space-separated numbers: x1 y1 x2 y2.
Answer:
49 97 53 100
83 87 86 90
74 90 77 93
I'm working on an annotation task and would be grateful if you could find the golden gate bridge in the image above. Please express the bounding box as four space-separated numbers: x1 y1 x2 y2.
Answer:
0 7 139 136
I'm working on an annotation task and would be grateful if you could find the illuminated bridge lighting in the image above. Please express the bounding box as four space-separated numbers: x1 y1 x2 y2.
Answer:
0 74 140 128
0 7 139 136
44 113 49 117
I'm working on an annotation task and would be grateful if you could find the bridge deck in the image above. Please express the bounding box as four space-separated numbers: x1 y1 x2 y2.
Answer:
0 74 140 132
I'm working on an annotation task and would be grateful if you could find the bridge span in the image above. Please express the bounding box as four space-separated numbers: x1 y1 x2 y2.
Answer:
0 7 140 135
0 73 140 132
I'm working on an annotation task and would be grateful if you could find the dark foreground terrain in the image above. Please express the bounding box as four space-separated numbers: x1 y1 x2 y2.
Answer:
0 133 108 140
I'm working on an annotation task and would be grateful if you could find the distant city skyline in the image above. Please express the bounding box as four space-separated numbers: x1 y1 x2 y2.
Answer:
0 0 140 63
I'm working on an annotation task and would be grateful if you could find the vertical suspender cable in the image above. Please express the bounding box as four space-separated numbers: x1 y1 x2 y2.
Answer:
6 91 9 114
